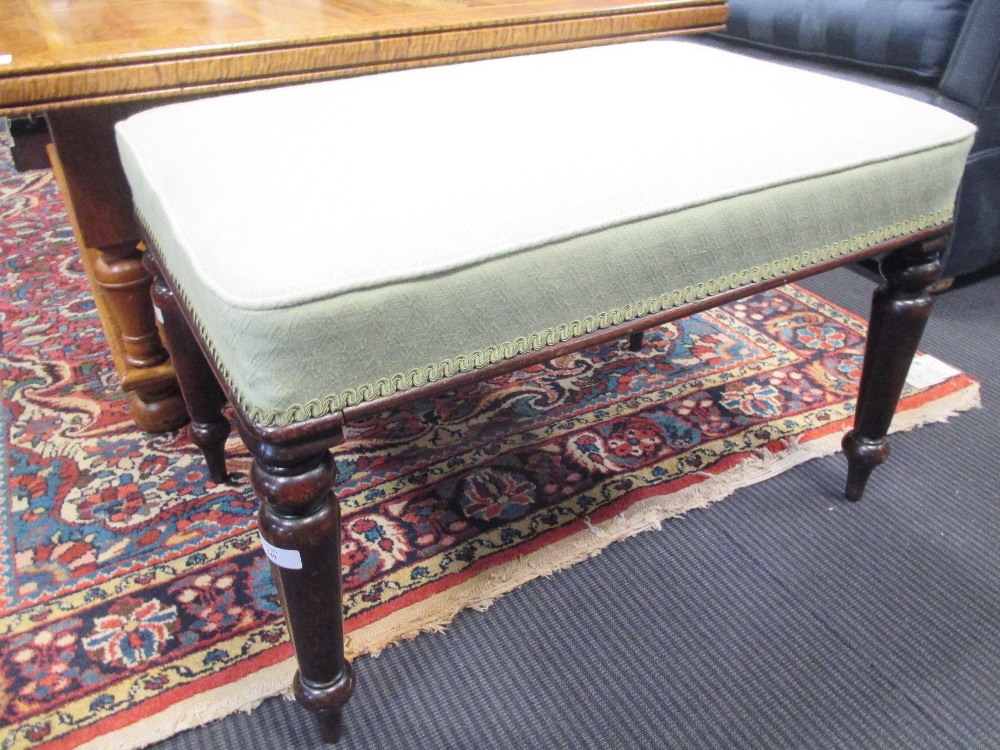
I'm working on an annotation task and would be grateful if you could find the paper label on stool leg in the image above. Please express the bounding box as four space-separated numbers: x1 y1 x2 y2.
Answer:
259 534 303 570
154 305 164 325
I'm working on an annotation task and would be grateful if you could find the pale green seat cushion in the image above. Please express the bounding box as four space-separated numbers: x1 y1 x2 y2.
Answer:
115 40 975 428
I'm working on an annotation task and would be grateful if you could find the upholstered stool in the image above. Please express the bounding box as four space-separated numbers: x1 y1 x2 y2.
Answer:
116 40 974 741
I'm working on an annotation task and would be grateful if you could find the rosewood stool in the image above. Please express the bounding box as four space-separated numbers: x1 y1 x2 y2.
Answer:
115 40 975 741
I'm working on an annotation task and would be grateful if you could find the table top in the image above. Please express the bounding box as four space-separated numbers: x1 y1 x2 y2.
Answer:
0 0 726 115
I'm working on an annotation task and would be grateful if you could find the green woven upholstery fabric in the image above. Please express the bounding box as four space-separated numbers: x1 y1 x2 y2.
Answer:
116 40 975 427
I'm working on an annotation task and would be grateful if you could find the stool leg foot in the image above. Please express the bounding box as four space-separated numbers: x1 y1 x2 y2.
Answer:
842 431 890 502
301 678 354 743
316 707 347 743
145 257 231 483
842 235 945 501
628 331 645 352
252 449 355 743
190 418 232 484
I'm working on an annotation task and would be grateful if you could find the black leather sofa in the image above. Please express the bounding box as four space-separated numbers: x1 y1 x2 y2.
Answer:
696 0 1000 284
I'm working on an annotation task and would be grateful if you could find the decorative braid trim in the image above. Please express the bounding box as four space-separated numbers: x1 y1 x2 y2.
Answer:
145 210 951 428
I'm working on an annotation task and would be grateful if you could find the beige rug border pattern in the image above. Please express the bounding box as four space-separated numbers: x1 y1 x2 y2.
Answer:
82 379 981 750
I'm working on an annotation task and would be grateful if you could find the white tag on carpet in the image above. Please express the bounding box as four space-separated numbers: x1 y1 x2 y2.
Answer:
905 353 962 390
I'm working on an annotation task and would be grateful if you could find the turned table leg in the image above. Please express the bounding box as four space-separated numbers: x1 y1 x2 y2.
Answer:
249 447 356 742
92 240 188 430
842 234 946 501
46 106 188 433
145 258 231 483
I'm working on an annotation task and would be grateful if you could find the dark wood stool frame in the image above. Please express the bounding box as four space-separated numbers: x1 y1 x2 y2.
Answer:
142 223 949 742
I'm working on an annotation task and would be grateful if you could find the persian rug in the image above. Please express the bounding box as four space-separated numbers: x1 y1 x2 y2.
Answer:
0 135 980 750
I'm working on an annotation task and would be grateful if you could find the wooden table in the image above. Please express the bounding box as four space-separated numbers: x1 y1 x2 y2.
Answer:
0 0 727 432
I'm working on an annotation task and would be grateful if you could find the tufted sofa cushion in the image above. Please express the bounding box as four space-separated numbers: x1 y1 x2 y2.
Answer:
718 0 972 82
116 40 975 428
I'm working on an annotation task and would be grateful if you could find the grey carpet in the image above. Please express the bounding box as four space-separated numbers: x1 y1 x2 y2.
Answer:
151 263 1000 750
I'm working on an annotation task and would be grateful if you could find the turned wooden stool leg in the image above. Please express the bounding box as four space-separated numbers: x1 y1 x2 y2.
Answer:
842 234 946 501
250 447 356 742
144 256 231 483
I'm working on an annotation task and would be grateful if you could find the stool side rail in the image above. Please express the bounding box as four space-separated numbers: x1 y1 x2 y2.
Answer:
142 221 949 451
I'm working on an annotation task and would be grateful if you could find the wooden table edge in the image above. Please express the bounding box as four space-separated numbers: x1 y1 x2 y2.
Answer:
0 6 727 115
